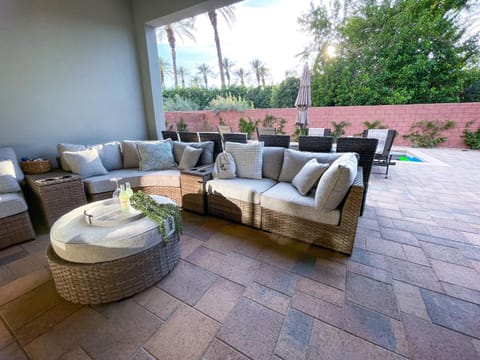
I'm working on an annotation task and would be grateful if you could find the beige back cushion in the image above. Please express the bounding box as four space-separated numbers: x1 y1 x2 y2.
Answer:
315 153 358 211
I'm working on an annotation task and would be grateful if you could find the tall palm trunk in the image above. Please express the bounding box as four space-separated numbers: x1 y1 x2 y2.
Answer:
203 74 208 88
166 26 178 88
209 10 226 88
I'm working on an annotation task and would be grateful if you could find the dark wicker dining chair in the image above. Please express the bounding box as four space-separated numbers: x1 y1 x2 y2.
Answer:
258 134 290 148
199 132 223 159
298 136 333 152
222 133 248 144
336 137 378 215
161 131 179 141
362 129 398 178
178 132 199 142
256 127 276 139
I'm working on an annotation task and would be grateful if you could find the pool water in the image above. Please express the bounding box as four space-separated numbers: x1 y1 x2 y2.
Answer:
397 155 423 162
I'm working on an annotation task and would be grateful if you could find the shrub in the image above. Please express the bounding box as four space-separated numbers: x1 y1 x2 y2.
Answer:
262 114 287 134
364 120 388 129
463 121 480 150
239 117 259 139
176 117 188 132
163 94 199 111
331 121 351 142
403 120 456 148
270 77 300 108
208 94 253 115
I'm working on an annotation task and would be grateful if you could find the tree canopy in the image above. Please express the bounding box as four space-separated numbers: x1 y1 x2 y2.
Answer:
300 0 480 106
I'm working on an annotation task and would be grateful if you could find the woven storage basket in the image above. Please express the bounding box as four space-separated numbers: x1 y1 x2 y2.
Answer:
21 159 52 174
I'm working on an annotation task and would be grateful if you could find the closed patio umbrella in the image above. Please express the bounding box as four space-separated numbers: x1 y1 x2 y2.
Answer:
295 63 311 129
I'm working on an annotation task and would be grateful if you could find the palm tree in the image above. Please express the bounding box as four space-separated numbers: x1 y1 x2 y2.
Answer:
190 75 202 88
223 58 235 87
196 63 215 88
259 64 269 87
178 66 189 88
250 59 266 87
208 6 236 88
158 57 172 89
157 18 195 88
234 68 248 86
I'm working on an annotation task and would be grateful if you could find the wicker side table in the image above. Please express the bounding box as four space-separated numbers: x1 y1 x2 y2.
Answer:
181 164 214 215
26 172 87 227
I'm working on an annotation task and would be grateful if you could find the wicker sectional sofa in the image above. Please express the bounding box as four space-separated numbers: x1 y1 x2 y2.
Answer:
207 144 364 255
0 147 36 249
57 140 215 206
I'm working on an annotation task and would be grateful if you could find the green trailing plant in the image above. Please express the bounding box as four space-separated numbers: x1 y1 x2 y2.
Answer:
463 121 480 150
208 93 253 115
364 120 388 129
176 117 188 132
262 114 287 134
165 120 174 131
130 191 183 240
239 117 259 139
292 127 308 142
403 120 456 148
331 121 351 142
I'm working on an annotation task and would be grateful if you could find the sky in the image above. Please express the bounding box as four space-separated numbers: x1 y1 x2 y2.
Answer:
157 0 314 88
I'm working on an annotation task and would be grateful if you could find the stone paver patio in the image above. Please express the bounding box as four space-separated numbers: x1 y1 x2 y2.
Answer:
0 147 479 360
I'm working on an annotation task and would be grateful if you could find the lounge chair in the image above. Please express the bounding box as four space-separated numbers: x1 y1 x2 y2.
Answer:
363 129 397 178
217 125 232 135
308 128 331 136
256 127 276 139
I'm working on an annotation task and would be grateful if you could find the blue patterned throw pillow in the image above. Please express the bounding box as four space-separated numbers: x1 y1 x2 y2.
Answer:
137 141 176 171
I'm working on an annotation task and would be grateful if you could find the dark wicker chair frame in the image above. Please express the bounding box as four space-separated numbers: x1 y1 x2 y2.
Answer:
161 131 179 141
363 129 397 178
222 133 248 144
308 128 332 136
259 134 291 148
336 137 378 215
178 132 199 142
0 211 35 250
256 127 276 139
199 132 223 159
298 136 333 152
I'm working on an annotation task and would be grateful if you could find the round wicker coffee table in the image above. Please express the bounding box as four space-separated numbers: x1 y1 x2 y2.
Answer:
47 196 180 304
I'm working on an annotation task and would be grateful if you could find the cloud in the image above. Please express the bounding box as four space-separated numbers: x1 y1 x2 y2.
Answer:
157 0 314 88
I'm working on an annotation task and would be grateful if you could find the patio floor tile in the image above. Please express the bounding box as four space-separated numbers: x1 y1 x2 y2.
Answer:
291 292 344 328
347 261 393 284
217 297 283 360
145 305 219 360
392 280 429 320
133 286 181 321
292 254 346 290
403 312 478 360
349 247 390 270
420 289 480 338
202 338 249 360
295 276 344 307
388 258 442 292
430 259 480 291
274 308 314 360
346 272 400 319
420 241 472 266
244 282 290 315
254 263 297 296
195 278 245 322
157 260 218 305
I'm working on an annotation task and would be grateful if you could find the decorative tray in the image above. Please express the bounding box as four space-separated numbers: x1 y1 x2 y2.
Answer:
84 199 144 227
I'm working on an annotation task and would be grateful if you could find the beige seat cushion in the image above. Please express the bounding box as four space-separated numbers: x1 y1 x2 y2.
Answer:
207 178 276 204
0 192 28 218
83 169 181 195
261 182 340 225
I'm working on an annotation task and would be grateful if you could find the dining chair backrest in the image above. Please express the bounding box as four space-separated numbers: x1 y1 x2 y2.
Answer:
298 136 333 152
336 137 378 215
198 132 223 158
217 125 232 135
178 132 199 142
308 128 331 136
161 131 179 141
259 134 290 148
256 127 276 139
222 133 248 144
362 129 397 159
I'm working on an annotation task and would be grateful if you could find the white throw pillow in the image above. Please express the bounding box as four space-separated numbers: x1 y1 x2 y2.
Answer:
178 146 203 170
137 141 176 171
57 143 87 171
63 148 108 178
315 153 358 211
292 159 329 196
225 142 264 179
0 175 21 193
